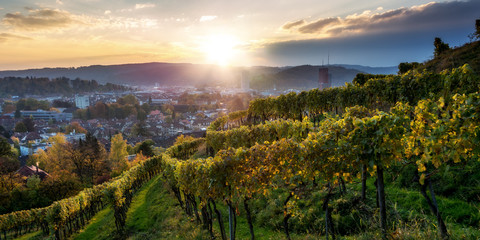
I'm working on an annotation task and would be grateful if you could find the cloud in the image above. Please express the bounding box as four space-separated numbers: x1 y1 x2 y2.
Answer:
298 17 340 33
56 0 63 5
104 10 111 15
200 15 217 22
135 3 156 9
2 8 76 30
0 33 32 42
283 0 480 37
282 19 306 30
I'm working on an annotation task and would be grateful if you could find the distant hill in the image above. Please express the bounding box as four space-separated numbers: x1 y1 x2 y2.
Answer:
335 64 397 75
0 62 396 89
423 41 480 73
268 65 362 89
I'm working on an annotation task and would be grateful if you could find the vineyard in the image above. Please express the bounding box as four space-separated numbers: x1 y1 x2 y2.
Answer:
2 64 480 239
159 64 480 240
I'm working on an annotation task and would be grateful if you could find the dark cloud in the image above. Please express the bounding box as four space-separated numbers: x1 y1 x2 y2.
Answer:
298 17 340 33
0 33 32 42
2 8 75 30
259 25 472 67
282 19 306 30
286 0 480 36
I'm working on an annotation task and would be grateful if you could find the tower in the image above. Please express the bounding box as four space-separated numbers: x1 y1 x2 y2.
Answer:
319 67 330 90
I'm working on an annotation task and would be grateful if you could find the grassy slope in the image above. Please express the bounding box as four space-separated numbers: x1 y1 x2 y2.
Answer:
423 41 480 73
72 175 209 240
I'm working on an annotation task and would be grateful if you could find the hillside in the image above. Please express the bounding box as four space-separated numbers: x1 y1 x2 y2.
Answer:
423 40 480 73
249 65 368 90
0 63 395 89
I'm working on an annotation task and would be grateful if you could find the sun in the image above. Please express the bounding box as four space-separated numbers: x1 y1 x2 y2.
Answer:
200 35 239 66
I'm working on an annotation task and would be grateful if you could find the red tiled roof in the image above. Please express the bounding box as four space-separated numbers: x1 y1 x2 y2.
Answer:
16 165 50 180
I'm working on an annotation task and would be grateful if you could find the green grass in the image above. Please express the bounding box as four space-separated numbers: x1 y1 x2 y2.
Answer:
13 174 480 240
73 206 115 240
72 175 208 240
211 202 318 240
13 231 43 240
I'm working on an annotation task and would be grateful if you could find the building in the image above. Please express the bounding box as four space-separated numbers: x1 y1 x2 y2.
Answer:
75 95 90 109
19 110 72 121
16 165 50 180
64 131 86 143
319 67 331 90
20 143 49 156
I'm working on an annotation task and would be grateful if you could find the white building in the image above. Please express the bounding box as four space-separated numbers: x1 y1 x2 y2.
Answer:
75 95 90 109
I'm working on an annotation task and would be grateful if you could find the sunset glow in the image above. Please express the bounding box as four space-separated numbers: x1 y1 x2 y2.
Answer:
0 0 476 70
200 35 240 66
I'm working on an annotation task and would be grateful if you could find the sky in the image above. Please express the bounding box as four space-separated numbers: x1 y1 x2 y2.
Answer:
0 0 478 70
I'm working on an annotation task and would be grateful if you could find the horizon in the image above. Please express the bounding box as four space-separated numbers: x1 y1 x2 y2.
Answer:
0 61 398 72
0 0 478 71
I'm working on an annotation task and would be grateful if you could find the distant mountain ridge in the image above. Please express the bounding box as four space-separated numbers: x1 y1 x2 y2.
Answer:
0 62 397 89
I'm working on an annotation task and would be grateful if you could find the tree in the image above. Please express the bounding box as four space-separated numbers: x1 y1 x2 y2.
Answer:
2 103 15 114
137 109 147 121
0 125 9 138
14 122 27 133
117 94 139 105
0 138 13 159
108 133 129 176
174 134 195 145
398 62 420 74
228 95 246 112
134 139 155 157
65 122 87 134
14 109 21 119
23 117 35 132
75 133 108 185
52 100 73 108
469 19 480 41
476 19 480 39
131 121 150 137
434 37 450 57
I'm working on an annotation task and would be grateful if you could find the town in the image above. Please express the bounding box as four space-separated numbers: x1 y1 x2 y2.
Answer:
0 81 303 164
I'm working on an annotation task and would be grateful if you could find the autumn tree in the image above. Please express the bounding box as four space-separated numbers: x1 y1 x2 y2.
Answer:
34 134 73 176
108 133 129 176
174 134 195 145
117 94 139 105
2 102 15 114
65 122 87 134
74 133 108 185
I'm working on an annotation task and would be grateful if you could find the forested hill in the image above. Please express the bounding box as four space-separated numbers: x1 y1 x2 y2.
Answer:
424 40 480 73
0 77 129 97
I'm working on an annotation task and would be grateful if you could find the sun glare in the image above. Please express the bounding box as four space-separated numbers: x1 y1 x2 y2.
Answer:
200 35 239 66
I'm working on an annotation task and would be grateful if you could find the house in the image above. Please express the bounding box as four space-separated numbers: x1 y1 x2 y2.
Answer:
20 143 49 156
22 132 43 144
16 165 50 180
